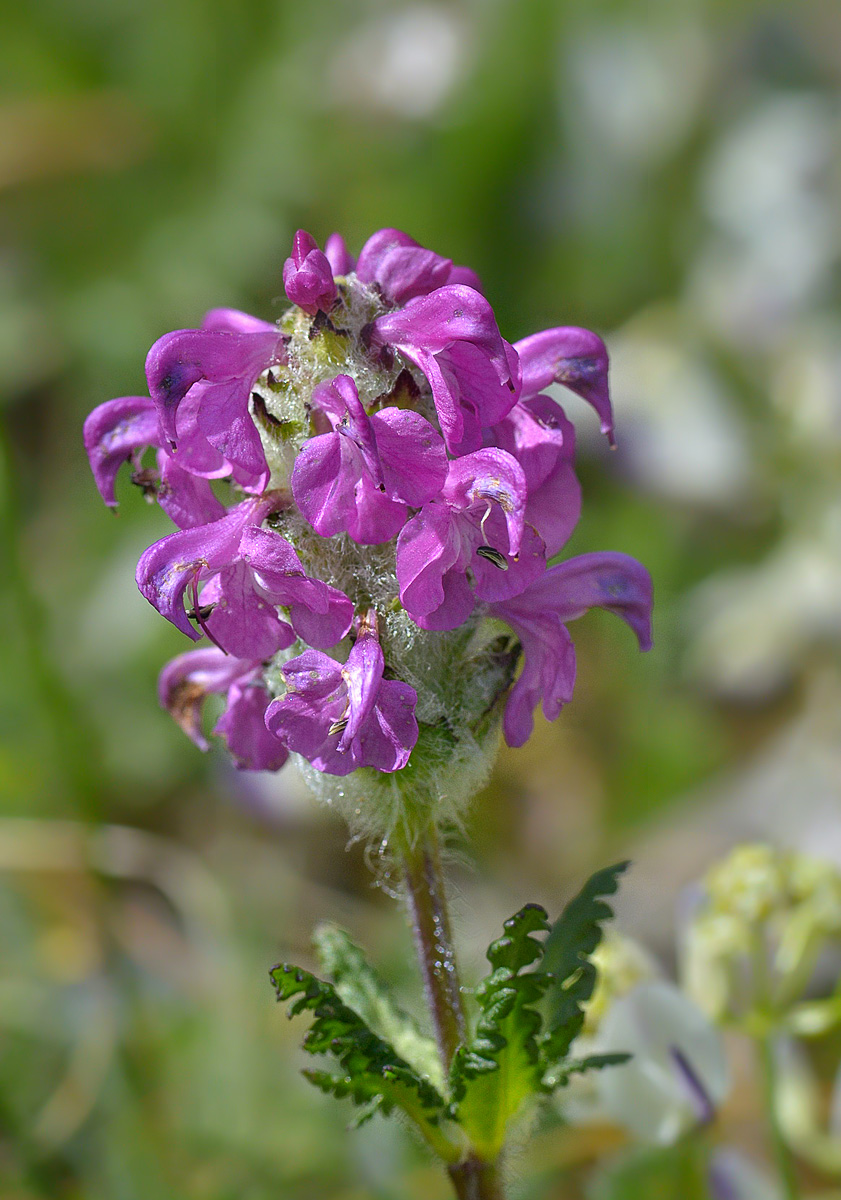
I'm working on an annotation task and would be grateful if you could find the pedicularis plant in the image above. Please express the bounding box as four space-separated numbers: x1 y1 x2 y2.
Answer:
84 228 653 1198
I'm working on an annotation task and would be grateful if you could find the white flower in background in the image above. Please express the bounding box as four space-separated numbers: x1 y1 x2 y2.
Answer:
564 19 708 165
607 309 752 508
564 934 729 1145
765 1038 841 1178
583 928 660 1036
330 6 468 120
690 94 838 344
770 318 841 452
588 981 730 1145
686 527 841 701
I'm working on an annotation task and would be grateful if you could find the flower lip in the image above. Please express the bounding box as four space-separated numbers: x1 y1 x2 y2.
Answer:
264 621 418 776
515 327 614 445
293 374 447 545
159 647 287 770
493 552 653 747
145 318 286 490
83 395 161 507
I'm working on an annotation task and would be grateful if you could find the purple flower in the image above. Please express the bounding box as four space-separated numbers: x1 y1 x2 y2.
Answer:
356 228 454 305
145 308 285 490
324 232 354 276
493 552 653 747
332 227 483 300
515 327 614 445
83 395 161 508
292 374 448 544
155 451 227 529
264 623 418 775
371 284 520 455
491 395 582 557
159 648 287 770
136 498 354 658
396 448 546 630
85 225 651 786
83 395 228 530
283 230 338 315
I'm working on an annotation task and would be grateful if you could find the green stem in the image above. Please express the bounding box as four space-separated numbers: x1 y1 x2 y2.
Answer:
399 822 504 1200
757 1034 799 1200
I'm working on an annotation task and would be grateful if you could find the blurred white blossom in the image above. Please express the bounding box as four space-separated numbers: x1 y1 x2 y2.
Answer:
586 981 729 1145
609 310 753 507
690 94 839 345
330 6 469 119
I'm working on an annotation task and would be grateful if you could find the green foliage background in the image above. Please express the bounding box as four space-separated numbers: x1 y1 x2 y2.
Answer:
1 0 840 1195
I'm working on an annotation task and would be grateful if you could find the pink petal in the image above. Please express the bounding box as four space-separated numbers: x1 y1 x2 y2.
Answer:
201 561 294 660
83 396 160 507
337 633 385 750
515 327 614 444
396 504 467 625
215 680 289 771
201 308 278 335
357 680 418 772
283 230 337 315
156 452 227 529
373 408 448 506
444 448 529 558
373 284 510 381
325 232 355 276
136 505 253 640
241 526 354 648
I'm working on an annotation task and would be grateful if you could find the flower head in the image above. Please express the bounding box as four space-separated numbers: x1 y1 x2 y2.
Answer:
84 226 652 830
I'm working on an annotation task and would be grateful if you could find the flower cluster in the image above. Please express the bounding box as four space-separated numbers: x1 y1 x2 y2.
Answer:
683 843 841 1032
84 228 652 825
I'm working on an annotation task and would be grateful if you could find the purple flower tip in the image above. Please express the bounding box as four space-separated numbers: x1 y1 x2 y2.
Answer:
515 327 614 444
283 229 338 315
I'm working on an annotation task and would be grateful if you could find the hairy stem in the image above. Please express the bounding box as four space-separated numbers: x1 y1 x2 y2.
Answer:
400 822 466 1071
757 1035 799 1200
399 823 504 1200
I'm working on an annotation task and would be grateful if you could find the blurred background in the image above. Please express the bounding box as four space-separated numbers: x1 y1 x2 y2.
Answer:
2 0 841 1196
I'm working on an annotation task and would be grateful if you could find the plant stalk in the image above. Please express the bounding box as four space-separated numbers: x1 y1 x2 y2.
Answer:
399 822 504 1200
400 822 466 1071
757 1034 799 1200
448 1155 505 1200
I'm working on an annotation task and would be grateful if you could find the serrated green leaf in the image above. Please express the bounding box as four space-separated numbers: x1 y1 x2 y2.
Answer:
312 923 442 1089
542 1052 631 1091
270 962 461 1162
449 903 551 1160
302 1069 384 1128
540 862 629 1071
